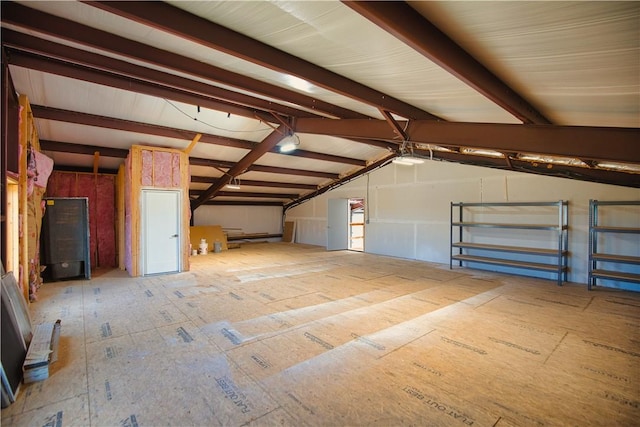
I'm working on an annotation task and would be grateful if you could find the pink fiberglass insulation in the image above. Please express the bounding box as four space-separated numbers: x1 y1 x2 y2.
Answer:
172 152 181 187
46 171 117 268
153 150 172 188
141 149 153 186
140 149 181 188
95 175 116 267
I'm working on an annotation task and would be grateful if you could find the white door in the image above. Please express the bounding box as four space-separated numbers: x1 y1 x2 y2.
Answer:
327 198 349 250
142 189 181 275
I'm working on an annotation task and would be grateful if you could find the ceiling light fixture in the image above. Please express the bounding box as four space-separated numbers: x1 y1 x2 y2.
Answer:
225 177 241 190
393 140 424 165
392 156 419 166
279 133 300 153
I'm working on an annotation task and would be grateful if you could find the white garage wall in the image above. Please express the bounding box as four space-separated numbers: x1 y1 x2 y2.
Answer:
284 160 640 286
193 205 284 239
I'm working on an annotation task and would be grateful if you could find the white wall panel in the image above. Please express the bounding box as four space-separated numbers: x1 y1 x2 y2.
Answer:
294 219 327 247
194 205 283 234
364 222 416 259
286 159 640 285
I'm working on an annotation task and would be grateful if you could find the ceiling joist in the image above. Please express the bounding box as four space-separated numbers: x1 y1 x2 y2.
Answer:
1 1 367 120
31 106 367 167
31 105 254 149
344 1 550 125
2 31 318 120
192 130 286 208
190 176 317 191
7 49 281 124
86 0 441 121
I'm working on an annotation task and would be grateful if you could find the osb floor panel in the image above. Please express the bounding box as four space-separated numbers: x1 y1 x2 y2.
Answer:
2 243 639 426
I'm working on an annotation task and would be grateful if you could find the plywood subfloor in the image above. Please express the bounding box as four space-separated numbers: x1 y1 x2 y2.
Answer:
2 243 639 426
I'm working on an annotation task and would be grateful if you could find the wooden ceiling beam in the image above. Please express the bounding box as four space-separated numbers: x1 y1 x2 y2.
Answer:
31 105 254 149
201 200 284 207
51 165 119 175
192 130 286 208
344 1 550 125
40 140 129 158
32 106 367 167
40 139 335 185
190 190 299 199
87 1 440 121
271 148 366 166
285 153 396 210
2 1 366 120
420 150 640 188
191 176 317 191
296 118 640 164
3 30 317 120
247 164 339 180
7 49 279 124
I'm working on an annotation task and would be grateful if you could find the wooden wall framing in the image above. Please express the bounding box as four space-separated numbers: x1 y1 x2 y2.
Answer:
122 145 190 276
17 95 45 303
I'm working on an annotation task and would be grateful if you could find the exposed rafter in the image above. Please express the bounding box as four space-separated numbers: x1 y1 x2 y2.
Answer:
192 130 286 208
202 200 284 207
1 1 367 120
190 190 299 200
31 106 368 167
296 118 640 164
2 31 318 119
344 1 550 125
190 176 317 191
285 154 396 210
2 0 637 212
414 149 640 188
39 138 343 183
7 49 281 123
86 1 441 121
40 140 129 159
31 105 254 149
272 148 366 167
247 165 338 180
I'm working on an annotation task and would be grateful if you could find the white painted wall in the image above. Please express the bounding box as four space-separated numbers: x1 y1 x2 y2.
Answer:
284 160 640 287
193 205 283 241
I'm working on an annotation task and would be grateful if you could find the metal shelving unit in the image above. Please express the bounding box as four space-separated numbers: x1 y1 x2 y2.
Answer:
588 200 640 290
450 201 569 286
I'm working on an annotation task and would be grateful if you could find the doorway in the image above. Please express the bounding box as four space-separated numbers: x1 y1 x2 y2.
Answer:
349 198 365 251
327 198 365 252
141 189 181 275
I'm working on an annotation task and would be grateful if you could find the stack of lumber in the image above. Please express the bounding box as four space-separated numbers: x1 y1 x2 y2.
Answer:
23 320 61 383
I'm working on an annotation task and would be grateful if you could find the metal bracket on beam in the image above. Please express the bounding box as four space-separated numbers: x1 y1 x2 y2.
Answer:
503 152 516 169
379 109 408 141
265 112 296 137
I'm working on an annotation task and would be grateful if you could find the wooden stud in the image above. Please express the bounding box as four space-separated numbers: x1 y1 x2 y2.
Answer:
180 150 191 272
117 164 125 270
93 151 100 175
151 149 155 186
18 95 29 303
183 133 202 155
130 145 142 276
